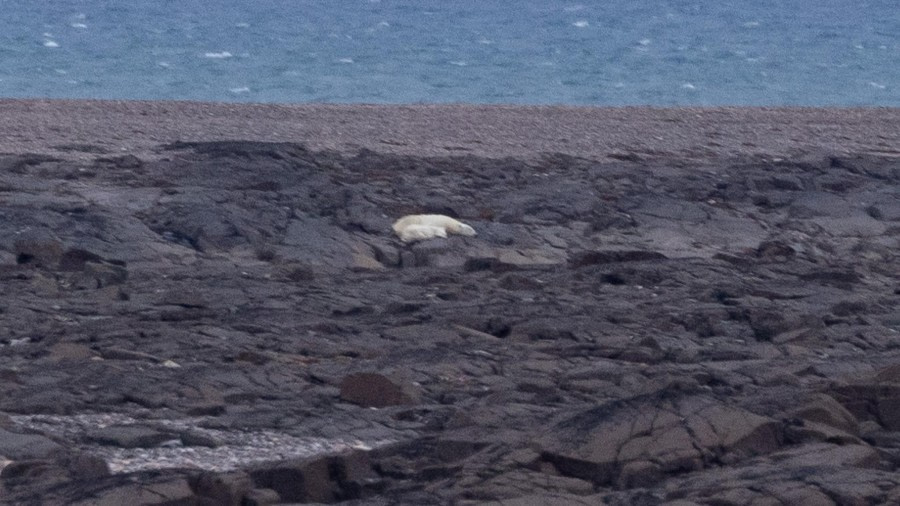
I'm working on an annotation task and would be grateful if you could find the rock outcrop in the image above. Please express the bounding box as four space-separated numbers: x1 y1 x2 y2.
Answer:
0 143 898 504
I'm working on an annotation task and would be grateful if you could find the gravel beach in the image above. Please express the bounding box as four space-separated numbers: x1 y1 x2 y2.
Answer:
0 100 899 504
2 100 899 161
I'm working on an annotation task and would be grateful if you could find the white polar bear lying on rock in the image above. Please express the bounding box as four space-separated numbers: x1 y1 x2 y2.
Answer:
392 214 477 243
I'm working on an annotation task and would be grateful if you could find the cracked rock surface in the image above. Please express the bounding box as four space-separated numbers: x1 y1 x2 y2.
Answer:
0 105 899 504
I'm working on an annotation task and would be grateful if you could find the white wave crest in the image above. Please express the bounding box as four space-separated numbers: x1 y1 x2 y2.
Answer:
204 51 233 59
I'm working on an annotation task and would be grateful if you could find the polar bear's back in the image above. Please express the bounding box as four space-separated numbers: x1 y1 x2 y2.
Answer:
392 214 451 231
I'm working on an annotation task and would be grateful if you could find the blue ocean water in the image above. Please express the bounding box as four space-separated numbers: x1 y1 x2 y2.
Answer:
1 1 897 105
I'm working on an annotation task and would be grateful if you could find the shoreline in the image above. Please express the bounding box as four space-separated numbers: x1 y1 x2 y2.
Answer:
1 98 898 162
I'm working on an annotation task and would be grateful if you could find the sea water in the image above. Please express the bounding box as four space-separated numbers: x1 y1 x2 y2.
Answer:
1 0 897 105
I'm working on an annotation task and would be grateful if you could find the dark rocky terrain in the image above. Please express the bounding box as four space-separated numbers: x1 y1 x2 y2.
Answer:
0 104 899 505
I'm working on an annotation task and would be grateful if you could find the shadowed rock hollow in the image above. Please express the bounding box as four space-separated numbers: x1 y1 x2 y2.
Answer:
0 139 899 505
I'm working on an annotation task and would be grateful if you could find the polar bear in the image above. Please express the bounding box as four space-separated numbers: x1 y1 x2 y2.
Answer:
392 214 477 243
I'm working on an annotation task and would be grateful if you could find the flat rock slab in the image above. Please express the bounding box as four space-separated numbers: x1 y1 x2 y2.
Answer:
85 426 176 449
538 395 781 488
0 429 61 460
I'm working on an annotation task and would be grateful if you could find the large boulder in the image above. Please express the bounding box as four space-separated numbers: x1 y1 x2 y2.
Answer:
339 372 421 408
249 450 380 503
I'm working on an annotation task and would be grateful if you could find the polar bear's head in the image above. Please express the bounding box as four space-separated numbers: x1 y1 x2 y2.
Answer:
447 221 477 237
